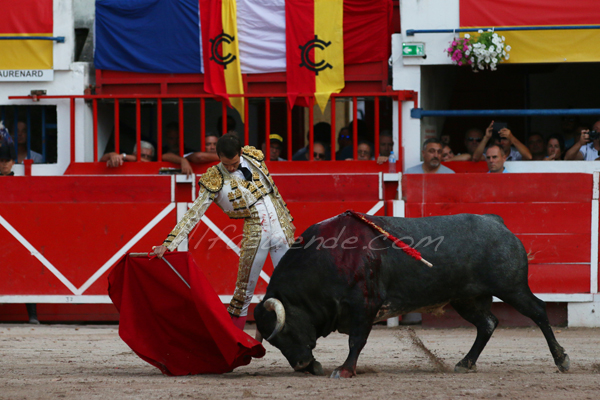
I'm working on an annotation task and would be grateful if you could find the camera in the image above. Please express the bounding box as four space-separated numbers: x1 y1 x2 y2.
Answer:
588 131 600 140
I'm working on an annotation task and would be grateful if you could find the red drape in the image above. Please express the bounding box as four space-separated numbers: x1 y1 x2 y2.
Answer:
343 0 393 65
108 252 265 376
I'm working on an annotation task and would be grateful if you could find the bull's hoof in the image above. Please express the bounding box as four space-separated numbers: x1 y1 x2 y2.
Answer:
454 361 477 373
330 367 355 379
305 360 325 376
556 353 570 373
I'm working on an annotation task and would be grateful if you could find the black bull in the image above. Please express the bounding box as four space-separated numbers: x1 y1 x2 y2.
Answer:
254 212 570 378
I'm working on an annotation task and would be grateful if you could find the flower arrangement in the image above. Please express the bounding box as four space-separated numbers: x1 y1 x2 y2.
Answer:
445 30 511 71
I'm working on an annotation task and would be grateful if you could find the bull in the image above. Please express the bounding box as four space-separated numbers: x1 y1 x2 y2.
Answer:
254 212 570 378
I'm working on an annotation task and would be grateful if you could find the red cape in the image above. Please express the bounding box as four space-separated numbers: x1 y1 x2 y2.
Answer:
108 252 265 375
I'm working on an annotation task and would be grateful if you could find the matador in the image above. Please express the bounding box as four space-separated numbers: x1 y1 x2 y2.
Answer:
153 133 295 329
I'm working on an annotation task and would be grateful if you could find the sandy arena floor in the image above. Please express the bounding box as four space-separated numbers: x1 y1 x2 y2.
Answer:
1 324 599 399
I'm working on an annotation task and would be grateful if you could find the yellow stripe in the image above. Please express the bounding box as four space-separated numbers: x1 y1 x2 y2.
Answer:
222 0 244 122
0 34 53 69
314 0 344 113
503 29 600 63
464 29 600 64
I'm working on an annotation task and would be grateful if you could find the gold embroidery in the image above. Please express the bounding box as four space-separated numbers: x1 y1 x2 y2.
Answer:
270 193 295 246
198 166 223 193
228 208 261 316
242 146 264 162
230 180 238 190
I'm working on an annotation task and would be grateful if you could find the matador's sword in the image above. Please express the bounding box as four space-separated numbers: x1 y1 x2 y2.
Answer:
129 253 191 289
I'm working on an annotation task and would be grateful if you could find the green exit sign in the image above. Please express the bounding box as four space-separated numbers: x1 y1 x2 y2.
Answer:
402 42 425 57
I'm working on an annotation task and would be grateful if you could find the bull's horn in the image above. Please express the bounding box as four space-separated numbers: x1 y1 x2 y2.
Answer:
264 298 285 341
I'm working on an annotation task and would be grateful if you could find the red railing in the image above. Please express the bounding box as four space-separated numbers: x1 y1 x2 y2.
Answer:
10 91 418 166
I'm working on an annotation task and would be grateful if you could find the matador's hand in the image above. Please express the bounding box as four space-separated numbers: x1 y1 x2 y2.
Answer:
152 245 168 259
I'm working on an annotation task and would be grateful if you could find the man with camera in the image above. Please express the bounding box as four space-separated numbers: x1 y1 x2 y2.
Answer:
564 120 600 161
472 121 532 162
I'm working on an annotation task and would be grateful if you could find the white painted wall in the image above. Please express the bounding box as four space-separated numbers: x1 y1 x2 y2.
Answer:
1 0 93 175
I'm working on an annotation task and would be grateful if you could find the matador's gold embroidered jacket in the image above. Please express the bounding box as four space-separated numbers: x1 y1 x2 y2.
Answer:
162 146 294 251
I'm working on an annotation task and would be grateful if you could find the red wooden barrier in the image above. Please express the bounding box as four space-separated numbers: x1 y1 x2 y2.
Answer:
403 173 593 294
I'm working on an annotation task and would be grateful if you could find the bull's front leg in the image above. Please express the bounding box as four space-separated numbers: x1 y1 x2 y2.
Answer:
331 323 373 379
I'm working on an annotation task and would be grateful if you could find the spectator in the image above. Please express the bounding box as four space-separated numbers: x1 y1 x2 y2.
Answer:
561 116 580 149
379 131 394 157
0 122 15 176
356 141 373 161
335 120 368 160
527 133 546 160
292 122 331 161
473 120 532 161
486 144 507 173
100 140 156 167
440 132 451 146
261 133 286 161
0 142 15 176
334 126 352 160
16 120 43 164
544 134 565 161
404 138 455 174
186 133 220 164
306 142 327 161
162 122 218 174
448 128 484 161
564 120 600 160
376 131 394 164
205 132 219 153
441 144 455 162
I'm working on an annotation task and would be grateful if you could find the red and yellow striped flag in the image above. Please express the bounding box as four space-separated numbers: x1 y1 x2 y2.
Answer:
200 0 245 120
460 0 600 63
0 0 53 71
286 0 344 111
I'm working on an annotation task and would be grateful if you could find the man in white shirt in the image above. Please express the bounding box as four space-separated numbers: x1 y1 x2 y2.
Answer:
564 120 600 161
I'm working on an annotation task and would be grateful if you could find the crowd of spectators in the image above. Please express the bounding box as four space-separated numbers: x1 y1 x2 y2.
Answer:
418 117 600 173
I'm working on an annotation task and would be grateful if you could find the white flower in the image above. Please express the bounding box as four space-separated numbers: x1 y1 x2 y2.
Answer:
502 36 505 41
505 54 510 60
464 33 470 39
489 45 495 53
478 29 483 33
506 45 511 51
465 49 471 55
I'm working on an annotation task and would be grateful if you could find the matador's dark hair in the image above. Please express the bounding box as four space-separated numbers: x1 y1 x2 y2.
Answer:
216 133 242 159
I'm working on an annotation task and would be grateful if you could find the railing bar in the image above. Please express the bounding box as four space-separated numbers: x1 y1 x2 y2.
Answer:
179 98 184 157
157 99 162 161
397 95 402 173
92 99 98 162
265 97 271 161
136 99 141 161
114 99 120 155
244 99 249 146
0 36 65 42
330 99 336 161
286 104 292 161
26 106 31 161
309 97 314 161
222 102 227 136
411 108 600 118
374 96 380 159
70 98 75 163
13 106 18 162
41 106 46 163
9 92 409 100
353 97 358 160
200 98 206 152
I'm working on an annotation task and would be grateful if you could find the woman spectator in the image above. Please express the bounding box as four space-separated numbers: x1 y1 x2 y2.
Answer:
544 134 565 161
